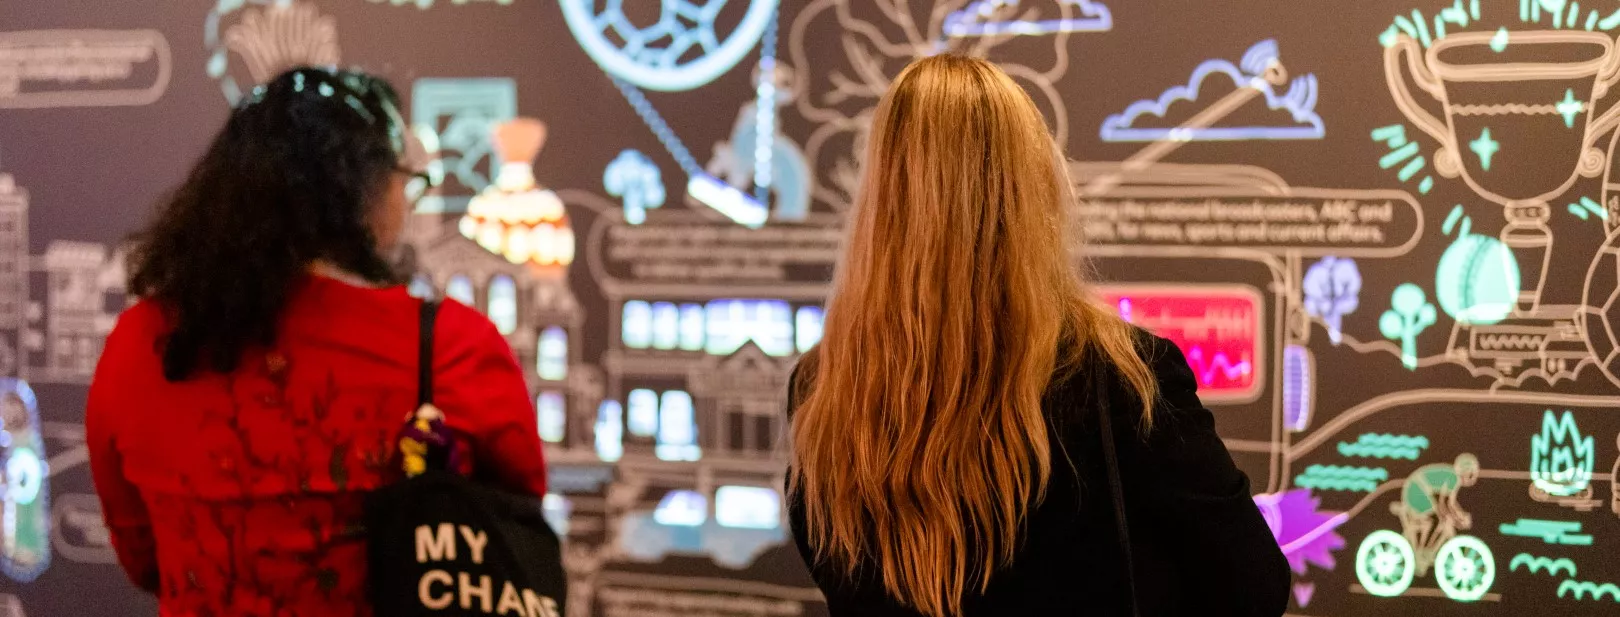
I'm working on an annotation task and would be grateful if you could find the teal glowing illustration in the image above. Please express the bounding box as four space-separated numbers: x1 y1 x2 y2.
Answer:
943 0 1113 37
1521 0 1620 30
1567 196 1607 221
1509 553 1577 576
706 62 810 221
0 378 49 583
1557 580 1620 601
1433 535 1495 602
1379 283 1437 369
1491 26 1510 50
604 149 665 225
1371 124 1435 194
1556 88 1586 127
1530 409 1595 497
558 0 780 92
1356 529 1417 596
410 78 518 212
1434 206 1520 325
1337 434 1430 460
1498 518 1594 545
1303 256 1361 344
1100 40 1323 142
1379 1 1481 48
1469 127 1500 170
1294 465 1388 492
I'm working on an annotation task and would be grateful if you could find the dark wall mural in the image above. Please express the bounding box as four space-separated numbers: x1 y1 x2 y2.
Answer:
2 1 1620 615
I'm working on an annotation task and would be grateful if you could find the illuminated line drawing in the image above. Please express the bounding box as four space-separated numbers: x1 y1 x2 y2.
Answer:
1371 124 1436 194
1101 40 1322 142
1254 489 1347 575
1303 256 1360 344
1337 434 1430 460
1567 195 1607 221
1282 345 1312 432
1509 553 1577 577
1529 409 1596 500
1435 206 1520 326
1557 580 1620 601
1356 529 1418 597
1498 518 1594 545
205 0 340 105
1521 0 1620 31
1492 26 1511 50
410 78 518 213
1379 283 1437 369
1386 30 1620 316
0 30 173 109
942 0 1113 37
607 78 767 228
0 378 49 583
1294 465 1388 493
1379 0 1481 48
1292 582 1314 608
459 119 575 271
1356 453 1494 602
706 62 812 222
605 150 666 225
557 0 779 92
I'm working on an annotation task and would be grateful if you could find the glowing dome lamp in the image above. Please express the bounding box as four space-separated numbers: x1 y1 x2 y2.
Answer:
459 118 575 274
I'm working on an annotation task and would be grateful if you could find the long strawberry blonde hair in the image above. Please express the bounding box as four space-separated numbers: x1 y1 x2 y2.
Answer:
788 54 1158 616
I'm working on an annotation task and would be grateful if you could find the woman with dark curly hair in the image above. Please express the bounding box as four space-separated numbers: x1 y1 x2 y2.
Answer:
86 67 548 616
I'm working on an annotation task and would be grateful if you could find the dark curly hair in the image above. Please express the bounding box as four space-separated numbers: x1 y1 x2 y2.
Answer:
129 67 407 381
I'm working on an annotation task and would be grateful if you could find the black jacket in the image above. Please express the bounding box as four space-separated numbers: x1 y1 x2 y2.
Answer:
786 332 1291 616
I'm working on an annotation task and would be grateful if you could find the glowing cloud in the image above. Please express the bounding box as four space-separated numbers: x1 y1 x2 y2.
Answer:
943 0 1113 37
1100 40 1324 142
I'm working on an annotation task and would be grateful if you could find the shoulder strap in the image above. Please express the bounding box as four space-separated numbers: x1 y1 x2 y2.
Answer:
419 299 440 407
1094 367 1141 617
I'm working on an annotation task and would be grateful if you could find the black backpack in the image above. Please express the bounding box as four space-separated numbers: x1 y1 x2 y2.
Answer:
366 299 568 617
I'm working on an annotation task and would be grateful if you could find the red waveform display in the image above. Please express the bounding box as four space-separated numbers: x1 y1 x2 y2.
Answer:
1096 285 1264 403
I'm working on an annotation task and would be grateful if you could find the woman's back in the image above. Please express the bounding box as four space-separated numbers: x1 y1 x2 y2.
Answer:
88 276 547 616
787 332 1291 615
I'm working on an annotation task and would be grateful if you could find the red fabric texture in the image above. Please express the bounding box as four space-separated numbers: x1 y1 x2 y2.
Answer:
86 275 547 617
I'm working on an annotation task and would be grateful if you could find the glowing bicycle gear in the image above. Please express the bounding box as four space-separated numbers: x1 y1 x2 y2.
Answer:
1434 535 1496 602
1355 530 1417 597
558 0 780 92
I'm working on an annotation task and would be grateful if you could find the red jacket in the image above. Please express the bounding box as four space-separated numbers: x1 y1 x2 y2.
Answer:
87 275 548 617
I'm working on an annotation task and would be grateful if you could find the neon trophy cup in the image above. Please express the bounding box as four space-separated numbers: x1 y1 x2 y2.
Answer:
1387 30 1620 316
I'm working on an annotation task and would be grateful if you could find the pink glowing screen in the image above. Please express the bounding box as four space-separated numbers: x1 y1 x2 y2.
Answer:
1096 285 1265 403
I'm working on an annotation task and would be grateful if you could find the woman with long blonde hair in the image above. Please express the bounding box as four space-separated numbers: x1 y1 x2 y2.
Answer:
787 55 1289 616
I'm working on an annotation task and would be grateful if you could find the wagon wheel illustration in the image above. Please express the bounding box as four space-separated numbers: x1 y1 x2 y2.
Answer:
558 0 780 92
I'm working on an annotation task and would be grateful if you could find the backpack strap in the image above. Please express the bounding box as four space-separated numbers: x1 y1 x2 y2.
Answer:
1094 366 1141 617
418 299 440 407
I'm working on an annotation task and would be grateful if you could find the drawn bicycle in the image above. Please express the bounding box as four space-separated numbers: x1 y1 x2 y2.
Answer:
1355 454 1496 602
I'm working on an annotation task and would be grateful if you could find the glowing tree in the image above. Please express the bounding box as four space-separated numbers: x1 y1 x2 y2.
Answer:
1303 256 1361 344
1379 283 1437 370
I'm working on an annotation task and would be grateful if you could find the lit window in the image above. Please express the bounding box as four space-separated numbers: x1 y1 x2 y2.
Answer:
488 275 518 334
653 490 707 527
651 302 679 350
679 303 705 351
622 301 652 349
543 494 572 537
407 274 436 299
537 391 566 443
706 299 794 356
795 306 824 353
656 390 700 461
595 400 624 462
627 389 659 437
715 486 781 530
538 326 568 381
445 275 475 307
